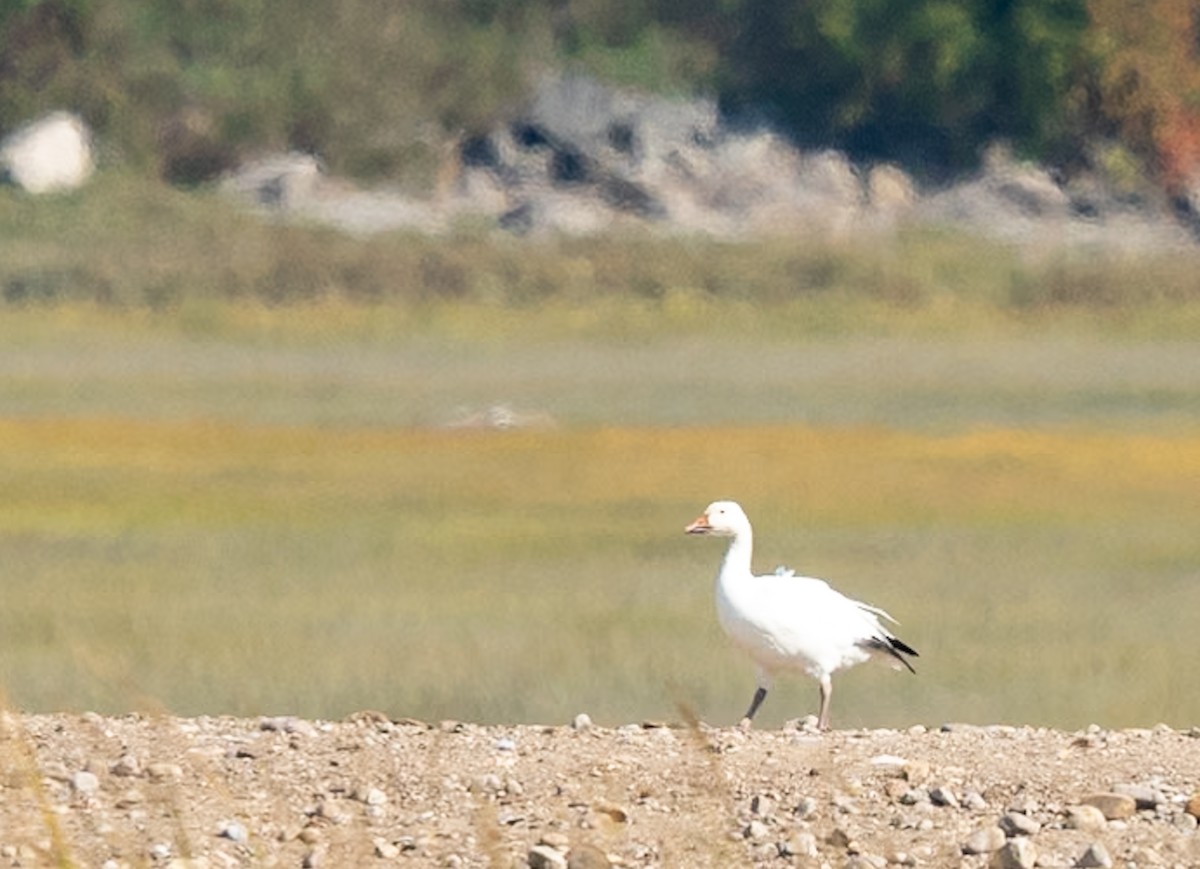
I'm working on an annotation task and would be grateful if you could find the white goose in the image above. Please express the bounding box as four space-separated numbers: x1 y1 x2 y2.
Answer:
685 500 917 730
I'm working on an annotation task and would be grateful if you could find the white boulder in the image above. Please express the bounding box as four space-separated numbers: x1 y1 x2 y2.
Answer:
0 111 95 194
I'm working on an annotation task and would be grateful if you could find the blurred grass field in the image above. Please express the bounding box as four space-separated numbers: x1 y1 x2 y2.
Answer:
0 302 1197 731
1 174 1199 729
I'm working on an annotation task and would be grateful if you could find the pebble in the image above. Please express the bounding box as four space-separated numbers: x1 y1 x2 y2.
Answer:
110 754 141 777
494 736 517 752
963 791 989 811
795 796 819 819
1065 804 1108 832
929 786 959 808
147 762 184 781
373 838 400 859
71 771 100 794
962 825 1006 855
998 811 1041 837
990 837 1036 869
779 832 818 858
1075 841 1113 868
528 844 568 869
743 819 770 840
1185 792 1200 818
217 821 248 844
1080 793 1136 820
902 760 931 785
571 713 594 731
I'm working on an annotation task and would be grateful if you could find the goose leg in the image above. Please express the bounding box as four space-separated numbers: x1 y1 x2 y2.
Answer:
816 675 833 731
739 686 768 730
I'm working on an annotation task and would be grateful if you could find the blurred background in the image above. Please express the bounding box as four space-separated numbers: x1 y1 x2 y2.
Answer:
0 0 1198 730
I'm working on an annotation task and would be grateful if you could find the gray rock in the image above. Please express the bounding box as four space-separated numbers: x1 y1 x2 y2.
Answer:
1075 841 1113 868
999 812 1041 837
929 786 959 808
962 825 1006 855
571 713 594 731
990 837 1037 869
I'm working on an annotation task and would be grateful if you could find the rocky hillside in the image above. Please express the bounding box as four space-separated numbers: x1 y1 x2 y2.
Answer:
219 75 1200 252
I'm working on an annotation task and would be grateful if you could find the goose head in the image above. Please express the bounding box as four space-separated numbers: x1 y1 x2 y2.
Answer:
684 500 751 537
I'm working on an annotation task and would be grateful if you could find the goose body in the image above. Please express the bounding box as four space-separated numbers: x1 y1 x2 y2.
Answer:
686 500 917 730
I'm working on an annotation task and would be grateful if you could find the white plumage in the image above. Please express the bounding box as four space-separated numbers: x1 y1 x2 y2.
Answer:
685 500 917 730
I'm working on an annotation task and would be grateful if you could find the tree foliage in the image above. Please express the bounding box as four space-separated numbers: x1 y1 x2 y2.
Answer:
3 0 1200 184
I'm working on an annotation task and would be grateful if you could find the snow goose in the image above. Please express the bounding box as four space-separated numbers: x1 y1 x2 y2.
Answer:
685 500 917 730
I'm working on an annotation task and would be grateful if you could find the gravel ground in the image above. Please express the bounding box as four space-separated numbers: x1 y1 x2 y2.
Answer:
2 711 1198 869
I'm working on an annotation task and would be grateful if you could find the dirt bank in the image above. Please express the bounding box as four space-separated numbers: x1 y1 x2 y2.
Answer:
2 712 1198 868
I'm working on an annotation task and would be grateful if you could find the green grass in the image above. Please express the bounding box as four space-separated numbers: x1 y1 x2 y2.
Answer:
1 177 1199 730
1 410 1197 730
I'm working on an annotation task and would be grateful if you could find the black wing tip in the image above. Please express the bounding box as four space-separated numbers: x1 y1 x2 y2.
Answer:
864 636 919 674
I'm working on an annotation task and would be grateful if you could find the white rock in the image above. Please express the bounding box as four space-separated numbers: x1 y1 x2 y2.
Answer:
571 713 594 731
1065 804 1107 831
70 770 100 794
0 112 94 194
962 825 1006 854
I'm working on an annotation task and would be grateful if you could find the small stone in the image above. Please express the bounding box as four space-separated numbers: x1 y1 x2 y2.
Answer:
744 820 770 841
990 838 1037 869
302 846 325 869
218 821 248 844
902 760 931 785
1185 792 1200 818
998 812 1041 837
1080 793 1136 820
494 737 517 752
929 786 959 808
962 825 1006 855
373 838 400 859
566 844 610 869
963 791 989 811
147 762 184 781
845 855 887 869
795 796 819 819
1112 783 1158 809
826 826 852 849
470 774 504 795
1172 811 1198 831
1075 841 1113 868
538 832 570 850
571 713 594 730
1065 805 1107 832
71 771 100 794
111 755 141 777
149 842 173 860
528 844 569 869
899 788 929 805
359 786 388 806
1130 846 1164 865
779 833 818 858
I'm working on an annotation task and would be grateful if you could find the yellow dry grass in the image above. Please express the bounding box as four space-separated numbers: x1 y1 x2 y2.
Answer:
1 416 1196 728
